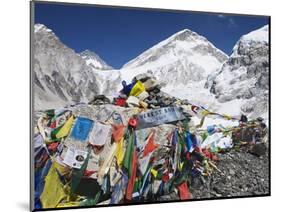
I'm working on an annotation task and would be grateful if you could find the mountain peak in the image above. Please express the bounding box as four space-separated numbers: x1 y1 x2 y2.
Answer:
172 28 199 38
80 49 100 58
231 25 269 57
79 49 113 70
122 28 228 69
34 23 53 34
241 25 268 43
164 28 211 46
173 28 192 35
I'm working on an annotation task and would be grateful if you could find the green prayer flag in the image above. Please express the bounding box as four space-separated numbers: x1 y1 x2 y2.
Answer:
183 119 189 132
70 148 90 194
50 125 64 140
79 191 101 206
123 129 135 177
45 109 55 118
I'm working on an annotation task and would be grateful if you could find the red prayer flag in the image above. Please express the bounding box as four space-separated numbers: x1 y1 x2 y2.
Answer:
191 105 199 114
50 121 56 129
83 170 96 177
177 182 191 200
115 98 127 107
48 142 59 152
126 149 138 200
162 173 170 182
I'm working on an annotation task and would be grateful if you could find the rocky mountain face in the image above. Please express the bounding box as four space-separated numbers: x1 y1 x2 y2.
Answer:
34 24 269 120
33 24 101 110
208 25 269 118
79 49 113 70
34 25 229 110
32 24 269 208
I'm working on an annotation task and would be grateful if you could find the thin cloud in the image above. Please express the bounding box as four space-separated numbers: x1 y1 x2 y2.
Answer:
228 18 238 28
217 14 238 29
217 14 226 19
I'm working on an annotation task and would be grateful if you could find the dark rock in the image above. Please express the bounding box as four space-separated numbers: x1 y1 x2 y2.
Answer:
190 148 269 199
89 95 111 105
250 142 267 157
157 191 179 201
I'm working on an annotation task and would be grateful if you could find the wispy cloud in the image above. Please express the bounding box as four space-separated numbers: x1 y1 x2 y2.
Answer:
217 14 238 29
228 18 238 28
217 14 226 19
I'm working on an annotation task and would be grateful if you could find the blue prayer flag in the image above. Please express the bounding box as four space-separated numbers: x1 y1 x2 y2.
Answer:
186 132 195 153
70 117 94 142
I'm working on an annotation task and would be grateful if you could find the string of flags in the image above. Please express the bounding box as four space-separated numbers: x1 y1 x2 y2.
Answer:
33 75 267 209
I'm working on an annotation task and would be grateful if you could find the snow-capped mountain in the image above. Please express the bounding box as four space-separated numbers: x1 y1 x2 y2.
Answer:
209 25 269 119
122 29 228 81
120 29 229 107
80 49 113 70
33 24 101 110
33 26 229 110
33 23 269 120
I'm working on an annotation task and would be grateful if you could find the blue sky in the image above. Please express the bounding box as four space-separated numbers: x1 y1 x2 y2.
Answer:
34 2 269 69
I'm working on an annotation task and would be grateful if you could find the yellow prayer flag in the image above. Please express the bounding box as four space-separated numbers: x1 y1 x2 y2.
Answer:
56 115 74 139
151 168 158 178
40 162 69 208
57 201 81 208
222 114 232 120
201 110 210 116
115 137 125 166
179 162 184 171
129 81 145 97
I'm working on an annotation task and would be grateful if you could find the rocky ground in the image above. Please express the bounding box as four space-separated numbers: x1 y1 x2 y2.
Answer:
34 71 270 205
190 149 269 199
34 103 270 203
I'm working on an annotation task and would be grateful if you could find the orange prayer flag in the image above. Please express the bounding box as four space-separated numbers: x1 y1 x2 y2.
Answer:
111 124 126 143
142 130 159 158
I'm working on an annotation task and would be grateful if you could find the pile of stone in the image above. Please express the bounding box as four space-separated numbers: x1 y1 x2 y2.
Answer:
88 73 178 110
33 74 269 210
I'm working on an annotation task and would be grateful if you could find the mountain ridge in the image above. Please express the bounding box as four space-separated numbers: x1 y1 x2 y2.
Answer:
34 23 100 109
209 25 269 119
33 23 269 120
122 28 228 70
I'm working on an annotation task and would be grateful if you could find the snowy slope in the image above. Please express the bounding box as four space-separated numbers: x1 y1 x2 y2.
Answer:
82 28 229 105
33 24 269 120
80 49 113 70
209 25 269 119
34 26 229 111
120 28 228 108
122 29 228 82
90 68 121 96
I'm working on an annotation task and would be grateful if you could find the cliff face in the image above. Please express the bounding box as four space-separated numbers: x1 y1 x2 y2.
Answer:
209 25 269 119
34 24 269 120
34 24 101 110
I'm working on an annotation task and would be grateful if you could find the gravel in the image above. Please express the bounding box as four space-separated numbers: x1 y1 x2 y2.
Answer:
190 149 269 199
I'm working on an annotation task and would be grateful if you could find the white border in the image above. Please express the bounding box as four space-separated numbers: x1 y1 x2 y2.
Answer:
0 0 280 211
